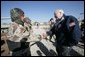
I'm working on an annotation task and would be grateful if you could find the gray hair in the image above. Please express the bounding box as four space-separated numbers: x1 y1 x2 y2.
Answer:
54 9 64 14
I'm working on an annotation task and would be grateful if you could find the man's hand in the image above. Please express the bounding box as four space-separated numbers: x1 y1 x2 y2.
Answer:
40 31 47 39
69 22 75 27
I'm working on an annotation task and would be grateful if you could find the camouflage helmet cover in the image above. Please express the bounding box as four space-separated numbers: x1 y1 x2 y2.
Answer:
10 8 24 22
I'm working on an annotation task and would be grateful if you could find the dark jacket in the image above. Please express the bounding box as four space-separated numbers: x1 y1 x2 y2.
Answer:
47 15 81 46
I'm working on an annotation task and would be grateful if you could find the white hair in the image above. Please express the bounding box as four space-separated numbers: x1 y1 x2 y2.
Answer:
54 9 64 14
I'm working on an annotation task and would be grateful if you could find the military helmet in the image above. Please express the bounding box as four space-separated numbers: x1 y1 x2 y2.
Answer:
10 8 24 22
10 8 24 26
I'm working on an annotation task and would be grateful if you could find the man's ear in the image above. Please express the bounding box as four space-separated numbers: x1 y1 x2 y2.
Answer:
54 15 57 18
60 12 63 17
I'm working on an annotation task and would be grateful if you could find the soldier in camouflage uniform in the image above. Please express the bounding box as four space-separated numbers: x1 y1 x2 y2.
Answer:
7 8 31 56
8 8 32 41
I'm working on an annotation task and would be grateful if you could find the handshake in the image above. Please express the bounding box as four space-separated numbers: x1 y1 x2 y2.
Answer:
40 31 47 39
38 31 52 39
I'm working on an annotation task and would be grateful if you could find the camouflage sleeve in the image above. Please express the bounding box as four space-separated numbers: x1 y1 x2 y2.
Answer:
8 22 19 37
8 23 14 36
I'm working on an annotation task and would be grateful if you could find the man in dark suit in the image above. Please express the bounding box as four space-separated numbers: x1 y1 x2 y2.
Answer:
46 9 81 56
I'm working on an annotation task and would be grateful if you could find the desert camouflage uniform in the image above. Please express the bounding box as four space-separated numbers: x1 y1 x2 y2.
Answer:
8 20 32 42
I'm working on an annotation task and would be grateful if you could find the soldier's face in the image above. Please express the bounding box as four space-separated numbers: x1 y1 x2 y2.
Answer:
20 15 25 21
